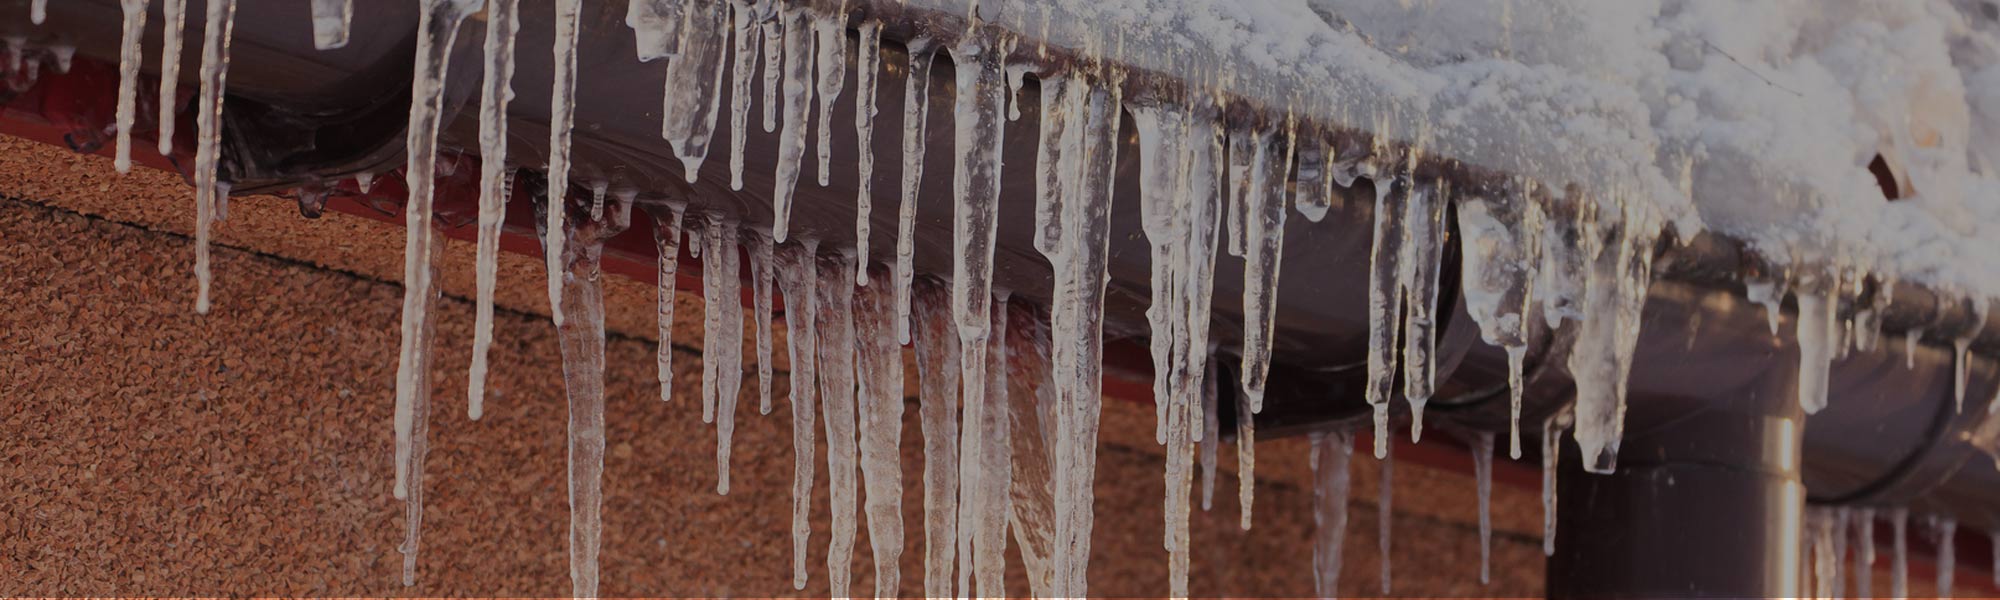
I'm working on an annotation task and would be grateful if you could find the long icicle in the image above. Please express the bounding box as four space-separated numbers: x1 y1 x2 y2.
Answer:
773 238 822 589
652 204 687 403
816 250 863 598
1132 103 1187 446
661 0 729 180
949 32 1009 593
854 265 907 598
398 236 443 586
547 192 633 600
726 0 761 190
974 293 1015 597
770 5 813 241
1363 177 1408 457
543 0 584 328
1239 119 1292 416
851 21 882 285
1542 406 1571 557
113 0 150 174
751 228 776 415
1311 429 1354 598
893 38 938 344
155 0 187 156
468 0 521 420
811 8 848 186
1007 306 1061 598
190 0 237 315
913 278 961 597
1399 180 1445 440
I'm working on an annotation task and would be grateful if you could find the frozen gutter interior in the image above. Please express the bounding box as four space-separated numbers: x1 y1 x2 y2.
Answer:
10 0 2000 596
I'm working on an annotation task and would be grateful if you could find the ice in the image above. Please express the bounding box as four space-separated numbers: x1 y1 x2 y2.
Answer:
1831 507 1849 599
587 181 607 222
727 1 764 190
1199 356 1220 511
651 204 687 403
1745 276 1787 337
1542 407 1570 557
661 0 728 181
893 39 939 345
1364 177 1409 457
467 0 520 421
912 279 961 597
1032 74 1073 258
773 239 821 589
1236 373 1256 532
1856 508 1875 598
853 266 906 598
1161 335 1198 598
948 40 1008 594
1006 60 1027 122
1908 329 1922 370
30 0 44 24
1398 180 1446 440
543 0 584 329
113 0 148 174
190 0 235 314
760 14 781 134
310 0 351 50
1537 199 1587 331
1457 196 1538 457
749 228 775 415
1937 517 1957 597
814 250 862 598
970 294 1014 597
1310 429 1353 598
1225 128 1250 258
1377 438 1393 595
1812 509 1836 598
1795 287 1836 414
542 190 633 600
623 0 684 62
1293 132 1334 222
1955 299 1988 413
1028 68 1118 598
1006 307 1061 598
1892 507 1909 599
155 0 185 156
1238 119 1292 416
851 21 882 284
811 10 848 187
699 215 745 494
770 6 813 242
390 0 479 584
1131 102 1188 444
1566 201 1661 474
1472 431 1494 585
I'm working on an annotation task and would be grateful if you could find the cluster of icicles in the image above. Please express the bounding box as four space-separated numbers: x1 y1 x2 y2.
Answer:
74 0 1990 596
1796 506 2000 598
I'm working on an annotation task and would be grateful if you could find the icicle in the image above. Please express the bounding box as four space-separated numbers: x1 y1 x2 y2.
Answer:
854 266 907 599
1131 102 1190 445
1236 376 1257 532
31 0 45 24
1378 439 1394 595
1006 62 1028 122
770 5 813 242
310 0 351 50
1543 408 1570 557
190 0 236 314
113 0 149 174
972 294 1014 597
727 0 761 190
1892 507 1909 599
699 215 746 494
467 0 521 421
391 0 479 585
948 36 1010 592
1567 201 1660 474
1032 74 1075 259
652 204 687 403
815 250 862 598
1938 517 1957 597
1746 277 1788 337
1796 287 1837 414
1857 508 1876 598
852 21 882 284
1311 429 1353 598
1199 356 1220 511
773 239 821 590
913 279 961 598
1225 127 1251 258
1399 180 1446 440
1162 328 1200 598
750 228 775 415
893 39 938 344
624 0 684 62
544 0 585 329
1029 67 1118 598
1364 177 1409 458
761 14 781 134
587 182 606 225
1955 300 1986 413
1006 307 1061 598
811 9 848 187
1473 431 1494 585
1830 508 1850 599
543 192 633 600
661 0 728 180
1538 199 1587 331
1239 120 1292 416
1458 196 1537 458
156 0 186 156
1294 133 1333 222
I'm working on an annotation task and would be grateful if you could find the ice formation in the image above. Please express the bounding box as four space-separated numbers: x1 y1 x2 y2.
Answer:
814 251 862 598
811 10 848 187
750 229 775 415
154 0 185 155
1564 200 1661 474
1936 517 1957 596
1892 507 1909 599
1198 357 1221 511
113 0 148 174
772 239 821 589
968 294 1014 596
1237 120 1292 416
851 21 882 285
468 0 521 421
912 280 961 597
30 0 44 24
1543 408 1572 557
894 39 939 344
726 0 764 191
1856 508 1876 598
310 0 350 50
624 0 683 63
389 1 479 586
190 0 237 315
545 190 633 600
769 5 813 241
1458 195 1541 456
660 0 729 180
699 215 745 494
652 204 688 403
854 266 906 598
1310 429 1353 598
1006 307 1061 598
542 0 583 329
